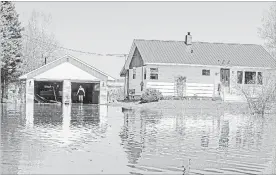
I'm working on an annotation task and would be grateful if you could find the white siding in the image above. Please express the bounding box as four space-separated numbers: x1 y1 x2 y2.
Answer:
128 67 144 95
34 62 100 81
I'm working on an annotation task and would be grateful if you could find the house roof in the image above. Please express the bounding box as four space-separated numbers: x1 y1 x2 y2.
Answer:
124 39 276 70
19 55 115 81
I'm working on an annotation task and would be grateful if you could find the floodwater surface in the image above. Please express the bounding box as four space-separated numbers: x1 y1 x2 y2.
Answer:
1 102 276 174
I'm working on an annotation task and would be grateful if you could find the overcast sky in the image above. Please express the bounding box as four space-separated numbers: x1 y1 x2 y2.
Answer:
14 1 273 78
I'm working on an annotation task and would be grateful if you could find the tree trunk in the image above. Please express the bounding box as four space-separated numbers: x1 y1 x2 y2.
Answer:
1 79 6 103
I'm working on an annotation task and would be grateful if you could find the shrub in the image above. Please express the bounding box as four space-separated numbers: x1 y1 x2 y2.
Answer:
107 87 124 103
141 88 163 103
232 73 276 115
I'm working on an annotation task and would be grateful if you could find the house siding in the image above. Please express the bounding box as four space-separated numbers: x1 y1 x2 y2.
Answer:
129 67 144 96
229 67 276 95
142 64 220 97
145 64 219 84
127 48 145 97
126 63 276 98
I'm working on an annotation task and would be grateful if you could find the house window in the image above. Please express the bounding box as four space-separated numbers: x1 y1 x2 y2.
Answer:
150 74 158 80
133 68 136 79
150 68 158 72
150 68 158 80
202 69 210 76
245 71 256 84
237 71 243 84
257 72 263 85
144 68 146 79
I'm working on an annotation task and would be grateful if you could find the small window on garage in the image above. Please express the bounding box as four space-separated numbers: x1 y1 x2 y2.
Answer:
237 71 243 84
257 72 263 85
202 69 210 76
245 71 256 84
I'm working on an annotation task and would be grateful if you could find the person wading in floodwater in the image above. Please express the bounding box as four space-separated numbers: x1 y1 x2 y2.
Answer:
77 85 85 103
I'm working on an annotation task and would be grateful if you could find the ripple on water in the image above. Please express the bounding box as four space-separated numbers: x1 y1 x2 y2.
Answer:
1 103 276 174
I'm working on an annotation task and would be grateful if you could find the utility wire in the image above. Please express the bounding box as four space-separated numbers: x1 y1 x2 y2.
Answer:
22 34 128 58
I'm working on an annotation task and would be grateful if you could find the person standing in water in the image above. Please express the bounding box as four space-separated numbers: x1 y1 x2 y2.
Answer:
77 85 85 103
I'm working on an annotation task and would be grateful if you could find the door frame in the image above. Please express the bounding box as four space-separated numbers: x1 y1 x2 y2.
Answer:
220 68 230 87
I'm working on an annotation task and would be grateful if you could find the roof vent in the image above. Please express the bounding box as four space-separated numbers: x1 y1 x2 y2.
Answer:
185 32 192 45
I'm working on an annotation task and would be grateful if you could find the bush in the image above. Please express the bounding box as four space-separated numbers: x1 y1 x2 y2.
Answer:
141 89 163 103
232 73 276 115
107 87 124 103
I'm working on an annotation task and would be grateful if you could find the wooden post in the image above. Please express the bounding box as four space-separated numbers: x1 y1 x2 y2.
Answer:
20 80 26 104
63 80 71 104
26 79 34 103
100 81 107 105
124 72 128 99
272 146 276 174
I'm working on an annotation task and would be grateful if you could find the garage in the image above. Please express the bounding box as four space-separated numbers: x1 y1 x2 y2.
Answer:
19 55 113 105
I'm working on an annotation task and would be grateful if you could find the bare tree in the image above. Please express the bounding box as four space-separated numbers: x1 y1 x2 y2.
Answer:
21 10 64 74
232 72 276 115
258 2 276 59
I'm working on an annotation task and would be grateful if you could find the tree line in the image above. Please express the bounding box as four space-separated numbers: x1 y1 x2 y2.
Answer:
1 1 63 102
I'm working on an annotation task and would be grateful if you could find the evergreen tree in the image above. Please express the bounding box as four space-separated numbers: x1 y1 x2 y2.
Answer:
0 1 24 101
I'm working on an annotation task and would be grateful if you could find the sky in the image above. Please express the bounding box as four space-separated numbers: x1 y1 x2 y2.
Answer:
14 1 273 79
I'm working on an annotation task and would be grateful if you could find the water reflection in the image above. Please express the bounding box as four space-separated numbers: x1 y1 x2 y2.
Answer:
60 104 72 144
119 108 276 172
219 120 230 148
25 101 34 127
1 103 276 174
1 103 24 174
70 104 101 126
120 110 145 164
201 131 209 148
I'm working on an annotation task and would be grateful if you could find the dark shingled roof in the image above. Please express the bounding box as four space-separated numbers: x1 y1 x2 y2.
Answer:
134 39 276 68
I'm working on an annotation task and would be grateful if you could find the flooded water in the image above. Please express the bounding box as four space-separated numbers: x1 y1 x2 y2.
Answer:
1 102 276 174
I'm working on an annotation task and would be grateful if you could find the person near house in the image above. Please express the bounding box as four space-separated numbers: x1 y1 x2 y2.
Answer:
77 85 85 103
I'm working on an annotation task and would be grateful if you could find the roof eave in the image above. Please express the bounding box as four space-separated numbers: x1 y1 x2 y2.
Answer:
120 67 127 77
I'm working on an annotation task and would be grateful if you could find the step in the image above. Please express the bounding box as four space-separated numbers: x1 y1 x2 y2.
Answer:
220 167 259 175
206 159 267 169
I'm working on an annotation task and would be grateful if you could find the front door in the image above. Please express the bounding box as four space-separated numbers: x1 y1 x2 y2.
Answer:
220 68 230 87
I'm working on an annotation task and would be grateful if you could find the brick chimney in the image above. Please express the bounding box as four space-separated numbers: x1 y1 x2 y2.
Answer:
185 32 192 45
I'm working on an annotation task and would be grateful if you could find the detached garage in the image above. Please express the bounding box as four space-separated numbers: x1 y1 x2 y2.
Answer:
19 55 114 104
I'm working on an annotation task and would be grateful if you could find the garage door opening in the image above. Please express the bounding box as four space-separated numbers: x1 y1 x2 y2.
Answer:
71 82 100 104
34 81 63 103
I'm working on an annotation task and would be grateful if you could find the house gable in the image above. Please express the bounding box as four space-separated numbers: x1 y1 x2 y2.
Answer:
129 48 144 68
19 55 109 81
124 42 146 70
34 62 101 81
